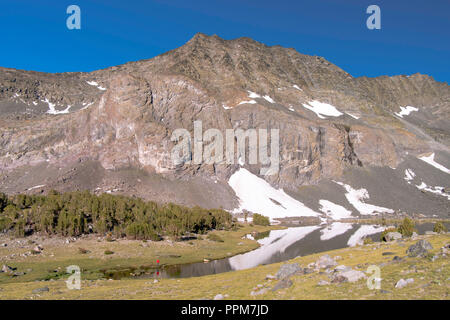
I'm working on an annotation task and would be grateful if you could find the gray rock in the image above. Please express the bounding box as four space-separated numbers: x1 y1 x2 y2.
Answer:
425 231 437 235
331 275 347 283
315 254 337 269
395 278 414 289
411 232 418 238
265 274 276 280
250 288 268 296
385 232 402 241
317 280 329 286
334 265 351 273
407 240 433 257
31 246 42 254
275 263 302 280
334 270 367 283
32 286 49 294
272 279 293 291
214 294 224 300
303 268 314 274
1 265 15 274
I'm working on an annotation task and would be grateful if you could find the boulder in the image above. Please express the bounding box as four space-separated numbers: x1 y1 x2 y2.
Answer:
385 232 402 241
333 270 367 283
32 286 49 294
331 275 347 283
315 254 337 269
31 245 43 254
271 279 293 291
441 244 449 255
303 268 314 274
334 265 351 273
395 278 414 289
1 265 15 274
275 263 302 280
250 288 268 296
317 280 330 286
214 294 224 300
265 274 276 280
407 240 433 257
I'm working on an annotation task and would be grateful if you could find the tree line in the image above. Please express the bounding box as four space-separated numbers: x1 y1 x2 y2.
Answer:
0 191 232 240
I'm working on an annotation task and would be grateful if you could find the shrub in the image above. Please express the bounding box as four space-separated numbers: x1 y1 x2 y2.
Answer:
104 250 114 255
433 222 447 234
207 233 224 242
397 217 416 237
363 237 374 245
252 213 270 226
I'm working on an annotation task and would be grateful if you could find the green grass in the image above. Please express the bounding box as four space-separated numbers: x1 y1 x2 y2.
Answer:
0 224 278 285
0 233 447 300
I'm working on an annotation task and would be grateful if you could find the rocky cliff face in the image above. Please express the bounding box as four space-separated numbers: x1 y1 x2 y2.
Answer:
0 33 449 217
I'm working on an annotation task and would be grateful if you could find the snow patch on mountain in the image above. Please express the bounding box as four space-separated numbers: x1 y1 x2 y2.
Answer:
319 200 353 220
404 169 416 183
87 81 107 91
416 182 450 200
28 184 46 191
394 106 418 118
302 100 343 119
263 95 275 103
403 168 449 200
334 181 394 215
42 98 71 115
228 168 320 220
247 91 261 99
238 100 257 105
418 153 450 174
346 112 360 119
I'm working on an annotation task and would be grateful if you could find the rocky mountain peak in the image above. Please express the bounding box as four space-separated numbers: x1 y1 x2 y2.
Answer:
0 34 448 217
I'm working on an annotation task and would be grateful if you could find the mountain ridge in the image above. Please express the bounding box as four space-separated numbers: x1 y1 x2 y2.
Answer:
0 33 448 219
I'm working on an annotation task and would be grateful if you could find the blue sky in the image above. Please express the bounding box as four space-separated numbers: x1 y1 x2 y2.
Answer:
1 0 449 82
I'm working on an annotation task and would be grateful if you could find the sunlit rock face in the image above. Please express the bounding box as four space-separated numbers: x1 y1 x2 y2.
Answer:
0 33 448 216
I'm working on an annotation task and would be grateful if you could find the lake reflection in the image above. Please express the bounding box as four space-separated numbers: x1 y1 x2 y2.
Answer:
143 222 446 279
